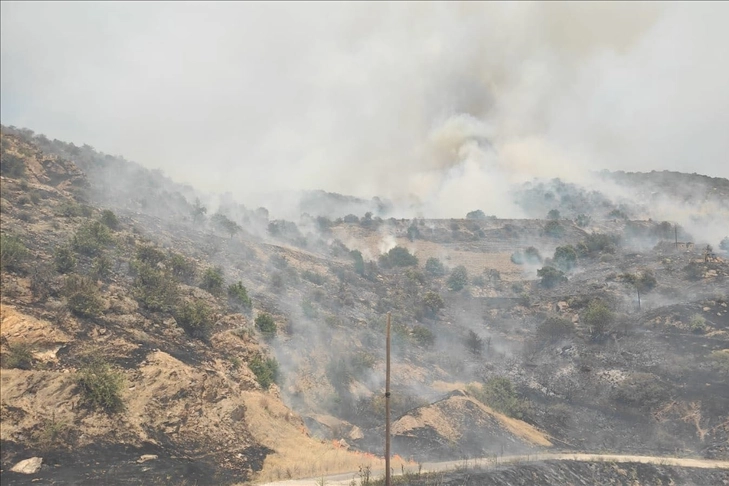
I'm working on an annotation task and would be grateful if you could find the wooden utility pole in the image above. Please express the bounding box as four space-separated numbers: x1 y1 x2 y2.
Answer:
675 224 678 250
385 312 391 486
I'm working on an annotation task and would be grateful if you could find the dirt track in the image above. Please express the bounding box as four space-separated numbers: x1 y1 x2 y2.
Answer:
257 452 729 486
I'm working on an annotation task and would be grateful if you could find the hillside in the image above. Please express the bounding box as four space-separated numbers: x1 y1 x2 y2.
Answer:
1 126 729 484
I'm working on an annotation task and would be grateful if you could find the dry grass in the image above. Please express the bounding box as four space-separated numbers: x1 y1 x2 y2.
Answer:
241 390 410 483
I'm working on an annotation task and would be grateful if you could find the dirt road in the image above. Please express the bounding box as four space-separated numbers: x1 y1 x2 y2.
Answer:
258 452 729 486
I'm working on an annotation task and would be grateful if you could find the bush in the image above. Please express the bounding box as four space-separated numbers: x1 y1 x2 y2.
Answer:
710 350 729 374
175 300 214 341
55 200 84 218
91 255 112 280
255 313 277 338
301 270 325 285
411 325 435 348
464 330 484 356
76 356 124 413
553 245 577 272
72 221 113 256
249 355 279 389
227 281 252 310
547 209 561 220
576 233 619 256
583 300 615 338
133 263 179 312
301 298 318 319
536 316 574 343
380 246 418 268
0 233 29 272
422 291 445 317
2 341 34 370
447 265 469 291
135 244 167 266
575 214 591 227
200 266 224 296
54 246 77 274
64 275 104 317
543 220 564 238
511 247 542 265
100 210 119 230
425 257 446 276
612 373 670 409
537 265 566 288
466 210 487 220
168 252 197 283
0 153 26 178
689 314 707 334
468 377 525 418
350 250 365 276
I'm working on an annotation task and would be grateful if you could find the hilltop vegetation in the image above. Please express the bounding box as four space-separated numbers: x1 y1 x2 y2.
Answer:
2 125 729 484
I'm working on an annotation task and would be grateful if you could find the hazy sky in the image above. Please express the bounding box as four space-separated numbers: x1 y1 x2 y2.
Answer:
2 2 728 216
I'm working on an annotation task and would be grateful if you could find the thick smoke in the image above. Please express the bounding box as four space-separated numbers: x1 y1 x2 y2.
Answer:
2 2 729 219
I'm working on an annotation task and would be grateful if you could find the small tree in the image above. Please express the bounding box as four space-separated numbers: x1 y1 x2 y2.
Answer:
543 220 564 238
72 221 113 256
350 250 365 276
537 266 566 288
536 316 574 343
584 300 615 338
133 263 180 312
553 245 577 272
465 330 484 356
54 245 77 274
255 313 277 339
227 281 252 310
547 209 561 220
100 210 119 230
425 257 446 276
575 214 591 227
175 300 214 341
249 354 279 389
76 356 124 413
212 213 241 239
381 247 418 268
447 265 469 291
466 210 487 220
200 267 224 296
0 234 29 272
422 291 445 318
622 270 657 310
192 198 207 223
64 275 104 317
411 325 435 348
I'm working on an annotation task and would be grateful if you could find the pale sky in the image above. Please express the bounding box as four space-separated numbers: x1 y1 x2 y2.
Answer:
2 2 728 216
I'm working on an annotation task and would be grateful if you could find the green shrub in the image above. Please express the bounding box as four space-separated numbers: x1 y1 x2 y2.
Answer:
255 313 277 338
543 220 564 238
0 153 26 178
301 270 325 285
91 255 112 280
468 377 525 418
175 300 214 341
72 221 113 256
350 250 365 276
133 262 179 312
54 200 84 217
547 209 561 220
583 300 615 338
689 314 707 334
380 246 418 268
466 210 487 220
100 210 119 230
464 330 484 356
249 354 279 389
227 281 252 310
411 325 435 348
2 341 34 370
536 316 575 343
612 373 670 409
576 233 619 256
553 245 577 272
135 244 166 266
422 291 445 318
575 214 591 227
168 252 196 283
710 350 729 374
53 246 76 274
76 356 124 413
425 257 446 276
511 247 542 265
0 233 29 272
447 265 469 291
537 265 566 288
200 266 224 296
64 275 104 317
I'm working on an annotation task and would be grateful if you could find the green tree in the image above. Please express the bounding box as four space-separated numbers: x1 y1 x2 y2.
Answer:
249 354 279 389
425 257 446 276
547 209 561 220
64 275 104 317
192 198 207 223
0 234 29 272
100 210 119 230
175 300 214 341
575 214 591 227
447 265 469 291
212 213 241 238
537 265 566 288
466 210 487 220
422 291 445 318
54 245 77 274
553 245 577 272
584 300 615 338
468 377 525 418
72 221 114 256
381 246 418 268
622 270 657 310
227 281 252 310
350 250 365 276
76 356 124 413
133 263 179 312
543 220 564 238
200 266 224 296
464 330 484 356
255 313 277 339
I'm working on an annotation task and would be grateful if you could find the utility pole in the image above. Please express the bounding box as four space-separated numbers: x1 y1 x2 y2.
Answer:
675 224 678 250
385 312 391 486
